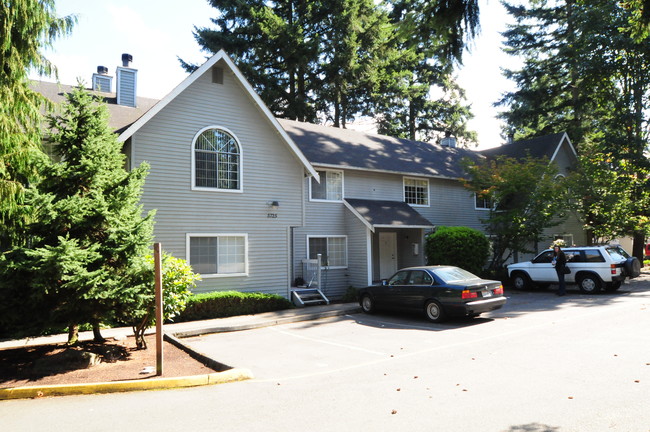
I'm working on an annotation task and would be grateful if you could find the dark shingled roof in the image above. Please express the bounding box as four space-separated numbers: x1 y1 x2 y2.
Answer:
278 119 481 180
31 80 159 134
479 133 567 160
345 198 435 229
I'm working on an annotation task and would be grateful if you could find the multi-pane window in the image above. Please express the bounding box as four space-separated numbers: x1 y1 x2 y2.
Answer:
311 170 343 201
404 177 429 206
188 234 247 276
308 236 347 268
194 128 240 190
475 193 494 210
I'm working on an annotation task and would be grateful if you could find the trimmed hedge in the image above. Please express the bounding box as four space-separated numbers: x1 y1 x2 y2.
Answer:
425 226 490 275
175 291 294 322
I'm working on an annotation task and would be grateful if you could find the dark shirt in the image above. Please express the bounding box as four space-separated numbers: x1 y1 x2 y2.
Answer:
554 251 566 269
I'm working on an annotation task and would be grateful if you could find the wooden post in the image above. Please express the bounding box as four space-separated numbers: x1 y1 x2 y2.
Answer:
154 242 163 376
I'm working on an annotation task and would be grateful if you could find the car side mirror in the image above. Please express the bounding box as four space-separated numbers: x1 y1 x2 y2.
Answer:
381 279 388 286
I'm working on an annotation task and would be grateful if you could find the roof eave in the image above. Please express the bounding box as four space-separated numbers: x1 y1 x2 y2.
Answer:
312 163 462 181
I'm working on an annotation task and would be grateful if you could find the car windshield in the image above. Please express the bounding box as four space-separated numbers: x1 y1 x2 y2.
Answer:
606 246 630 260
434 267 480 283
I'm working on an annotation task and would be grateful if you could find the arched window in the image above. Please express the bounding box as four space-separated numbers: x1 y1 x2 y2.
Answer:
193 128 240 190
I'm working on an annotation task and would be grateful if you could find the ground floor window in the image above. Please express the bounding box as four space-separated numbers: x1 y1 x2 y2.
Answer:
553 234 574 247
187 234 247 277
307 236 347 268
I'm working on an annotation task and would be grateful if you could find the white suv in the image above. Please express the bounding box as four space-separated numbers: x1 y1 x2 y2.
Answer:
507 246 641 293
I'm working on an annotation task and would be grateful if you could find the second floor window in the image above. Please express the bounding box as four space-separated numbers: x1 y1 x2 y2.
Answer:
404 177 429 206
311 170 343 201
193 128 240 190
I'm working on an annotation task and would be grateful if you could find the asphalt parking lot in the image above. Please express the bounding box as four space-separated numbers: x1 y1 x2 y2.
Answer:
3 275 650 432
184 276 650 382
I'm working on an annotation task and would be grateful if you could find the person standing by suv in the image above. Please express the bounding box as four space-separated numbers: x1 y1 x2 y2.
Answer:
552 245 567 296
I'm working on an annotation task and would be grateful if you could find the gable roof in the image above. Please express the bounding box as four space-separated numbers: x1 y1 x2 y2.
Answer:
278 119 482 180
30 81 159 134
479 132 577 162
32 50 319 180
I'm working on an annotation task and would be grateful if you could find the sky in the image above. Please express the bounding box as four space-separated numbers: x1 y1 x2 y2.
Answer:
37 0 519 149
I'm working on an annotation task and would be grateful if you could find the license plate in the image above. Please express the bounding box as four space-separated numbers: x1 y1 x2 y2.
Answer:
482 290 492 298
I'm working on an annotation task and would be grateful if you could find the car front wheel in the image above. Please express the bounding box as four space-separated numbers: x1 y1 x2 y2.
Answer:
361 295 375 314
424 300 447 323
578 274 602 294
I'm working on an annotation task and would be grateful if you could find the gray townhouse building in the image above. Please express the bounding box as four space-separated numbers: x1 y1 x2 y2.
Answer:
33 51 585 301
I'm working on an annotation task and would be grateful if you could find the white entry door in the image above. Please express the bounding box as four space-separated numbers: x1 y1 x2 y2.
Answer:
379 232 398 280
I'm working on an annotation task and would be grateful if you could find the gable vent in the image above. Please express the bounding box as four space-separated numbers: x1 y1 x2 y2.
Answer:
212 66 224 84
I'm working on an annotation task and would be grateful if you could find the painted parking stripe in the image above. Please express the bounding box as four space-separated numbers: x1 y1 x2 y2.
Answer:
267 326 389 356
253 298 644 383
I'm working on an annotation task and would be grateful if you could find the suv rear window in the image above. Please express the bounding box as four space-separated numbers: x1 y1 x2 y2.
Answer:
584 250 605 262
606 246 629 261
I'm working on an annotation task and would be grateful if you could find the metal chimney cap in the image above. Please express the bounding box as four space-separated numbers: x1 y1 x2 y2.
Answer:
96 65 109 74
121 53 133 67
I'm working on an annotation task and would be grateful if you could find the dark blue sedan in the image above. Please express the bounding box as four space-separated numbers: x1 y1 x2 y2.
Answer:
357 266 507 323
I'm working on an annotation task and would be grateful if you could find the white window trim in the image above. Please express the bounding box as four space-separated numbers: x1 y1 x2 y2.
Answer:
474 193 493 211
403 176 430 207
309 169 344 203
553 234 574 247
306 235 348 269
186 233 249 278
191 125 244 193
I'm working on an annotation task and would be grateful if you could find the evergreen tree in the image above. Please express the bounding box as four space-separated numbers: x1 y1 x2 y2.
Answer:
185 0 323 122
185 0 479 142
499 0 650 258
0 85 155 342
375 0 476 143
316 0 392 128
0 0 74 249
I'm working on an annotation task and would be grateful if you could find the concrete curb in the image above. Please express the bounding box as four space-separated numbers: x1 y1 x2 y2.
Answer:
173 306 362 338
0 368 253 400
0 304 361 400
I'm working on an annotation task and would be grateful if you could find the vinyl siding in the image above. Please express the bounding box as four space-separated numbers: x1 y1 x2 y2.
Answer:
297 167 487 294
345 209 371 290
131 60 304 296
343 169 485 231
117 68 137 107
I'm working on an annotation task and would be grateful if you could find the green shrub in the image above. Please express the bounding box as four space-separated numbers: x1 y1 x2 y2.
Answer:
341 286 358 302
176 291 294 322
425 226 490 275
130 253 199 348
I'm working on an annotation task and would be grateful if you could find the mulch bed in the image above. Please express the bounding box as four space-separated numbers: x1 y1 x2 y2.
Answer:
0 334 219 389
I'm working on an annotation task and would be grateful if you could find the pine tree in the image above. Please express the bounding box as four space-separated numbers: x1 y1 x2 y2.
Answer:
185 0 479 142
0 85 155 342
499 0 650 258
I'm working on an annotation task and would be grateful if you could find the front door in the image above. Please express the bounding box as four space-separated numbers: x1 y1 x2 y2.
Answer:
379 232 398 280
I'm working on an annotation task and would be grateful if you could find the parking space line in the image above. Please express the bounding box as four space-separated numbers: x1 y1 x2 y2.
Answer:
268 326 389 356
252 299 644 383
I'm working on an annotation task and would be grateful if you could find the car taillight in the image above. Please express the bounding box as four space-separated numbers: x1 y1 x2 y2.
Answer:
611 264 617 275
462 290 478 299
493 285 504 295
